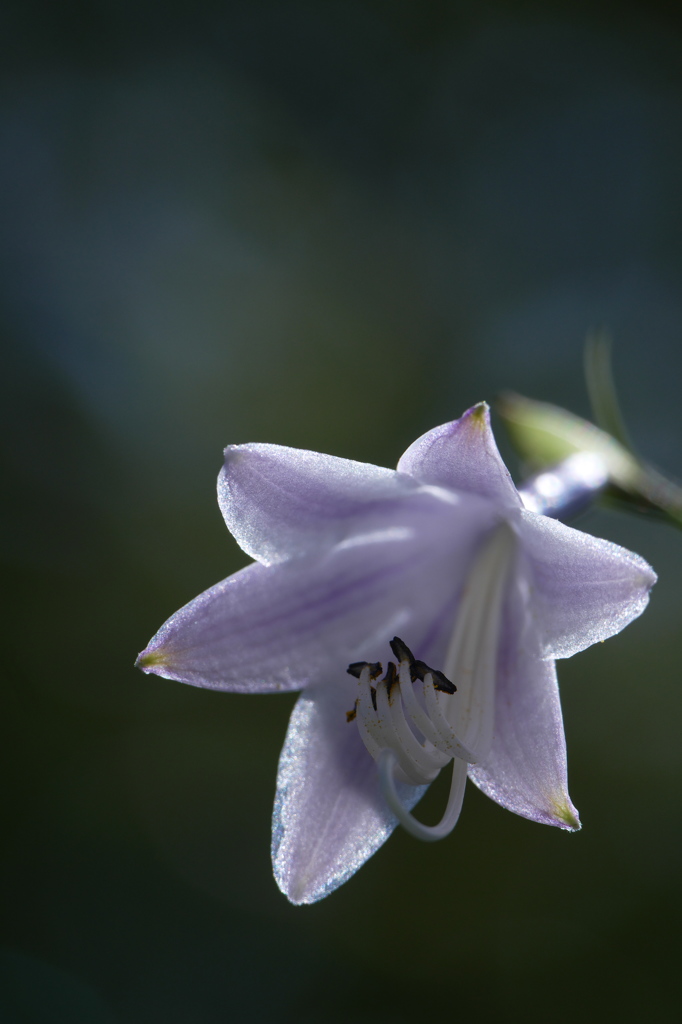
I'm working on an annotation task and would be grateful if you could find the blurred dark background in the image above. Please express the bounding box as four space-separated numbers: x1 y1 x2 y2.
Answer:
3 2 682 1021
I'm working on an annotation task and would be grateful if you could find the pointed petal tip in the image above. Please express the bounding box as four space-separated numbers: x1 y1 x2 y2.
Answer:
464 401 490 425
275 861 367 905
397 401 521 507
625 548 658 595
276 877 319 907
439 402 491 438
221 444 252 481
222 442 244 463
272 860 340 906
551 798 582 832
135 647 170 675
642 562 658 591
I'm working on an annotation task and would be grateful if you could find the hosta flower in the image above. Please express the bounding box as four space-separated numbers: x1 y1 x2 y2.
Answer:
136 404 656 904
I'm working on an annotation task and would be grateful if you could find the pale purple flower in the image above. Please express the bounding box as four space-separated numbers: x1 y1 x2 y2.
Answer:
136 404 656 904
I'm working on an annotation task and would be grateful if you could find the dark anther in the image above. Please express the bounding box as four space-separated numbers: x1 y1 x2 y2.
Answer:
389 636 415 665
431 669 457 694
382 660 398 695
370 686 377 712
346 700 358 723
410 659 430 682
347 661 382 679
411 659 457 693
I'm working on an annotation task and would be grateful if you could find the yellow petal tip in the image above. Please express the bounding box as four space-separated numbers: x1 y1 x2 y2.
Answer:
135 649 169 672
551 798 582 832
467 402 490 428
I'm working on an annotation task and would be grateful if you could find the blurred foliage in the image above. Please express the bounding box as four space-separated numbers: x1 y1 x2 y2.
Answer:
498 337 682 527
2 2 682 1022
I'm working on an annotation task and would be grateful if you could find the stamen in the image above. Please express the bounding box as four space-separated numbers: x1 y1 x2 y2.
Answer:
397 661 446 749
378 662 448 784
346 522 517 842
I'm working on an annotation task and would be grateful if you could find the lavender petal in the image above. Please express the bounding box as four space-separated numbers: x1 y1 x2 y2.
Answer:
218 443 418 565
469 608 580 830
397 403 522 509
136 495 494 693
272 678 426 904
520 510 657 659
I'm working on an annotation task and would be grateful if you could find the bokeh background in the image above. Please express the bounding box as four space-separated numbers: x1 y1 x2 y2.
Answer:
3 2 682 1021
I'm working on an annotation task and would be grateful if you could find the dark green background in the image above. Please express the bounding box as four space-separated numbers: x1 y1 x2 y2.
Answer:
3 2 682 1021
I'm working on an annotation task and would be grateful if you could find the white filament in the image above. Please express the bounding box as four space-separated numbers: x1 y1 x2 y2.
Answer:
353 521 517 840
378 748 468 842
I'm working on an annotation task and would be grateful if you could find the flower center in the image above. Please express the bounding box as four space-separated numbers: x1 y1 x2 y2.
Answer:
347 522 517 841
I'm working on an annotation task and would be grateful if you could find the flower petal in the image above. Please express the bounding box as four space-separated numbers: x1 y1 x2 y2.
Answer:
519 510 657 659
272 678 426 904
397 403 522 508
136 490 497 693
468 602 580 830
218 443 417 565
